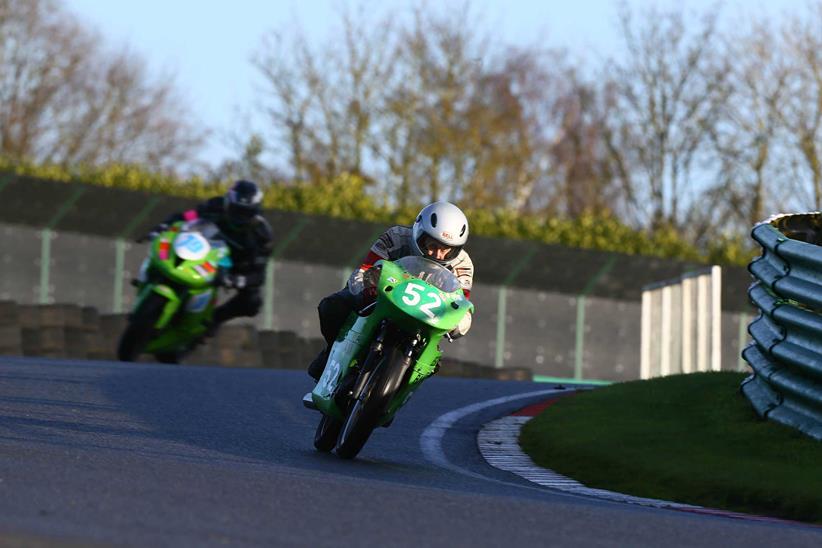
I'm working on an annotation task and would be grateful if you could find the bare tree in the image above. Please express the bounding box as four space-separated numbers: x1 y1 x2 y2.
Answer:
604 4 731 229
709 18 790 231
0 0 202 172
254 4 397 184
254 3 588 212
383 8 589 212
542 68 621 217
776 2 822 211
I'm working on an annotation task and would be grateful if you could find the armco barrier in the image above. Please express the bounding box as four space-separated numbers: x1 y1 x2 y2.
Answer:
742 213 822 440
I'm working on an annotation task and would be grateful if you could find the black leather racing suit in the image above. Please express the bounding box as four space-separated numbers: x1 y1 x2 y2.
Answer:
163 196 274 326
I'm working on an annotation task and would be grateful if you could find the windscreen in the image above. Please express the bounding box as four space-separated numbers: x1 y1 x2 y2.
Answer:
394 256 461 292
177 219 229 263
182 220 229 251
184 219 222 241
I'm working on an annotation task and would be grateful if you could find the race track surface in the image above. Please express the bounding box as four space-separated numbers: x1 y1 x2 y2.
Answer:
0 357 819 547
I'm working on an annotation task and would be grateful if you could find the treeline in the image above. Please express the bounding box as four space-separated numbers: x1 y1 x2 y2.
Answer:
4 1 822 265
0 0 201 170
1 160 748 265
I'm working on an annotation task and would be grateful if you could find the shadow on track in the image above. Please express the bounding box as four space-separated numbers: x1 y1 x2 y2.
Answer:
96 363 432 479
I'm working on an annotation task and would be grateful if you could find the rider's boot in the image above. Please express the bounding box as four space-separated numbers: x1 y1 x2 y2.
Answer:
307 346 330 381
304 347 330 409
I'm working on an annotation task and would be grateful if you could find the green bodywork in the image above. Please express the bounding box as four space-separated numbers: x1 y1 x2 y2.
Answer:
131 220 232 355
312 257 474 425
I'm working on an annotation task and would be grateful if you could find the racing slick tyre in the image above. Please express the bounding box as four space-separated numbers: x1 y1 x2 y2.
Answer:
314 414 343 452
117 293 167 362
335 346 404 459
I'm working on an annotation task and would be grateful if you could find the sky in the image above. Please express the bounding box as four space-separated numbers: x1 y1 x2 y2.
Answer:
64 0 809 168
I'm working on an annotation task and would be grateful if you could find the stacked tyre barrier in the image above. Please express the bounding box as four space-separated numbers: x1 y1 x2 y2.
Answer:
742 213 822 441
0 300 533 381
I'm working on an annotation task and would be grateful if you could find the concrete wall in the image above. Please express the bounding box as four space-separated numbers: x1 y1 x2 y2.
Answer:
0 176 757 381
0 221 752 381
0 301 532 381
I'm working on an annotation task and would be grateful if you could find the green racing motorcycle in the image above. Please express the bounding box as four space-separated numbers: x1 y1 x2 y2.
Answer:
117 218 232 363
304 255 474 459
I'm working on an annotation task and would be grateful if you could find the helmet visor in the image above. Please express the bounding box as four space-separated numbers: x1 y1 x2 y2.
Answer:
416 233 461 262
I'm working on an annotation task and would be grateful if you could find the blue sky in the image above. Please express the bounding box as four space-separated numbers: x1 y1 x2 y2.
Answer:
64 0 806 167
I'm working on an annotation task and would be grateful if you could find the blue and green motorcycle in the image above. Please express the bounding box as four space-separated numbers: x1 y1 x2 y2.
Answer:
117 219 232 363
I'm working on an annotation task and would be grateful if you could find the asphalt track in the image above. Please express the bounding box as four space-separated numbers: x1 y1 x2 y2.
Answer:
0 357 820 547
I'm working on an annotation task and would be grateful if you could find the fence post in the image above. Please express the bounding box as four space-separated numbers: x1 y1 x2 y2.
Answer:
696 274 709 372
681 277 694 373
38 187 86 304
265 218 310 330
39 229 53 304
640 291 651 379
710 265 722 371
495 286 507 368
114 196 162 313
737 311 749 371
340 229 386 288
574 255 617 380
494 246 538 368
660 286 672 376
0 174 12 194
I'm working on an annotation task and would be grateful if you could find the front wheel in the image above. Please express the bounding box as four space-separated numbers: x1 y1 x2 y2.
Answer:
117 292 168 362
314 414 342 452
335 346 404 459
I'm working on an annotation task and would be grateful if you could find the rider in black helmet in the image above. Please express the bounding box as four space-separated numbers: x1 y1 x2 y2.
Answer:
147 180 274 329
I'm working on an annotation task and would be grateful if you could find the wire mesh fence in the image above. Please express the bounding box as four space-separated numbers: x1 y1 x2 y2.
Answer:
0 222 751 381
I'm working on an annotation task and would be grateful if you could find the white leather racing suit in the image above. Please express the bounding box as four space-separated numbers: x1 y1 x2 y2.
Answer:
346 226 475 338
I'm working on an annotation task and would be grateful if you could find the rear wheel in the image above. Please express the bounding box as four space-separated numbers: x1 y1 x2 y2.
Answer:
335 346 403 459
314 414 342 452
117 293 168 362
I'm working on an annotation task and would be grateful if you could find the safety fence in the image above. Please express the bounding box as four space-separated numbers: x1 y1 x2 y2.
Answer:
742 213 822 441
0 301 531 380
0 174 755 381
641 266 736 379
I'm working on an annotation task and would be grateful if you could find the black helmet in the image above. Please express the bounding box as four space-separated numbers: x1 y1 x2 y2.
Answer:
225 180 263 227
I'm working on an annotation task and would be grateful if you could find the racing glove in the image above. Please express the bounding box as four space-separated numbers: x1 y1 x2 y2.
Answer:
362 285 378 302
360 265 380 304
446 311 472 341
220 272 247 289
137 223 169 243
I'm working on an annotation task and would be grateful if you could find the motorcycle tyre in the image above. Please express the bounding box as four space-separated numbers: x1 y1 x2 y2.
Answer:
335 346 403 459
314 414 342 452
117 292 168 362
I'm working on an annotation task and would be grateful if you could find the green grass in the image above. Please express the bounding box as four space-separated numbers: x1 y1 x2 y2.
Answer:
519 372 822 523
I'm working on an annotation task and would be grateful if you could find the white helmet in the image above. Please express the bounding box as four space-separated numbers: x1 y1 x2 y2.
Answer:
411 201 469 263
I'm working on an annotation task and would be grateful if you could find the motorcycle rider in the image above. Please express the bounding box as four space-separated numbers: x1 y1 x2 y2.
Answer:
307 201 474 381
145 179 274 330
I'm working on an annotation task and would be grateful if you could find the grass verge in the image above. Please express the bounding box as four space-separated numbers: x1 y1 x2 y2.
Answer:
519 372 822 523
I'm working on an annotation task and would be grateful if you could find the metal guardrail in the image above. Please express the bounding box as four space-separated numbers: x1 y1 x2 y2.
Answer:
742 213 822 441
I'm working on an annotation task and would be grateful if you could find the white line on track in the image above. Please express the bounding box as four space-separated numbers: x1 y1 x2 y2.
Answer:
419 388 565 484
477 410 804 525
478 416 697 509
421 388 806 526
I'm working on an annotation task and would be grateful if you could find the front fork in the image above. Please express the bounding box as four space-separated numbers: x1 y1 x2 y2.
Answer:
349 322 421 405
134 283 182 329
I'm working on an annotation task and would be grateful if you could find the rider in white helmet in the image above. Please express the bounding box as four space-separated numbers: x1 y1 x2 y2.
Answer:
307 201 475 380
